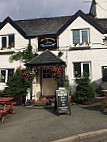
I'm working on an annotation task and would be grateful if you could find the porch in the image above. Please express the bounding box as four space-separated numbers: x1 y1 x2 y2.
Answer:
26 50 65 101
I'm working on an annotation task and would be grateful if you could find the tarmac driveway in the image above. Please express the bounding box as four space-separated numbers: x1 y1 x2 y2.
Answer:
0 103 107 142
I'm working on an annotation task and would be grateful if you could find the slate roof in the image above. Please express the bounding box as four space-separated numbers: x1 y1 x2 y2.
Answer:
26 50 65 66
94 19 107 32
15 16 71 37
0 10 107 38
14 11 107 36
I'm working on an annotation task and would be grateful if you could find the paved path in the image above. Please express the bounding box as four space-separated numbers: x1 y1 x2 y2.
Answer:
0 103 107 142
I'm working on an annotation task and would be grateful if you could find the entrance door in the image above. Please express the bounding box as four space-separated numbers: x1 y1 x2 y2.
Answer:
42 68 57 96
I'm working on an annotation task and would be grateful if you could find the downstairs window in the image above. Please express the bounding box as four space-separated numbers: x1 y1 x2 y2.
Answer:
0 69 14 83
73 62 91 78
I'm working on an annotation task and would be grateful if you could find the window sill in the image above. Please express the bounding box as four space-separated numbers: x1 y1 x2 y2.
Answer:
0 48 15 54
0 82 6 85
72 76 91 80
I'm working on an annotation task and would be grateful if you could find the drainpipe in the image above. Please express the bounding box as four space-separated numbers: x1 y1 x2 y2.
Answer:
28 36 31 45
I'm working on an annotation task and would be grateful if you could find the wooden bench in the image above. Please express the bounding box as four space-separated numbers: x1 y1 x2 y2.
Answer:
0 102 16 123
99 98 107 112
100 90 107 112
96 97 107 112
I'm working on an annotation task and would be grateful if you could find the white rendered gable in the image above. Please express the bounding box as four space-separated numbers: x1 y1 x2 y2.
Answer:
0 23 28 50
59 16 104 49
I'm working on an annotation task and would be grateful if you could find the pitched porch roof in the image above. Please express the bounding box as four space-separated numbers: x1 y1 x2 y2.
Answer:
26 50 65 66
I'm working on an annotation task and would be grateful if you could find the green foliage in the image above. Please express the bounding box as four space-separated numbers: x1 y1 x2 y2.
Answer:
3 69 32 104
74 76 96 104
10 44 35 63
4 69 27 96
64 79 72 95
5 44 35 104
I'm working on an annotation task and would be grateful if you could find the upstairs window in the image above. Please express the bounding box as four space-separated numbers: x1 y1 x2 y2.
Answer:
1 34 15 49
73 29 89 44
73 62 90 78
2 37 7 47
9 35 14 47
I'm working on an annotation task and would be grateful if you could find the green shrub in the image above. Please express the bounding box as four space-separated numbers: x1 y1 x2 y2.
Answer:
3 68 32 105
74 76 96 104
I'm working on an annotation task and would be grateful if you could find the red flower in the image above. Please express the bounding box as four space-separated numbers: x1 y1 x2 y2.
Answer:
17 65 22 69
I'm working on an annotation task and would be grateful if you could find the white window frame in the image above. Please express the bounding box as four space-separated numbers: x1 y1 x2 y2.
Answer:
1 34 15 49
73 62 91 78
72 29 90 44
0 69 14 84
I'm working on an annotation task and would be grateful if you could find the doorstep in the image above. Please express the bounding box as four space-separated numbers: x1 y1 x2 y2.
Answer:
26 105 54 109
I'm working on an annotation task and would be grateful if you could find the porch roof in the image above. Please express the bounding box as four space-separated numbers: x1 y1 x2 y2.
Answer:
26 50 65 66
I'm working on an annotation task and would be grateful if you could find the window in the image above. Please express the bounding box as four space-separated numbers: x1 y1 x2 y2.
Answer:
73 62 90 78
2 37 7 48
102 66 107 81
8 69 14 81
0 70 6 83
0 69 14 83
1 34 15 48
9 35 14 47
43 69 52 78
73 29 89 44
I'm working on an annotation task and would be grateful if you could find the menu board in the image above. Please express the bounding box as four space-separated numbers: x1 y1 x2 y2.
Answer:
56 89 71 115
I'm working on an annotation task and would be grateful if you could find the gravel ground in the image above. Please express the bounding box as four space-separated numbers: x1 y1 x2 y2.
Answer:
0 103 107 142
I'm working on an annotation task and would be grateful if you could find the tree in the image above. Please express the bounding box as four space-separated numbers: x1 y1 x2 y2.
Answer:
74 76 96 104
3 68 28 104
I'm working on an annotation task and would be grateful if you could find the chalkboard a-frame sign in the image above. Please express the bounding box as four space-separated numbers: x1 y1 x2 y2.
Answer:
56 89 71 115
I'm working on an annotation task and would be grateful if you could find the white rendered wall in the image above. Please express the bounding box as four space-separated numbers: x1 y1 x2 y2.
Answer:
58 16 107 91
0 23 28 90
96 0 107 19
59 17 105 49
31 38 38 53
0 23 28 50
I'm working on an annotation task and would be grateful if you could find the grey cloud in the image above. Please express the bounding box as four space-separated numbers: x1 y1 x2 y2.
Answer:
0 0 91 21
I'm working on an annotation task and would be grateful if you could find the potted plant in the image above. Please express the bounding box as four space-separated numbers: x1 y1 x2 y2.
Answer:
49 98 55 107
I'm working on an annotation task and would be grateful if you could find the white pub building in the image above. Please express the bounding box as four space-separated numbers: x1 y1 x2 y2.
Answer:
0 0 107 100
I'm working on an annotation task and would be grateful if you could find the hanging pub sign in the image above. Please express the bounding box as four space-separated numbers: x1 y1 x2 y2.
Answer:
38 37 57 50
56 89 71 115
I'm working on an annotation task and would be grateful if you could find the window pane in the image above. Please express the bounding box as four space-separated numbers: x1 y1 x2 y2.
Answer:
43 74 46 78
2 37 7 47
83 64 89 76
74 63 81 77
43 69 52 78
73 30 80 44
8 69 14 81
47 74 51 78
102 66 107 81
43 69 46 73
0 70 6 83
47 69 51 74
82 31 88 43
9 35 14 47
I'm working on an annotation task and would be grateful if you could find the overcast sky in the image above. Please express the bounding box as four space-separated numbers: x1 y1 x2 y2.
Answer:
0 0 91 21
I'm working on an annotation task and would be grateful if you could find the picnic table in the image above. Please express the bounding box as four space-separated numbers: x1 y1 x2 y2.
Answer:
100 90 107 112
0 97 16 123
